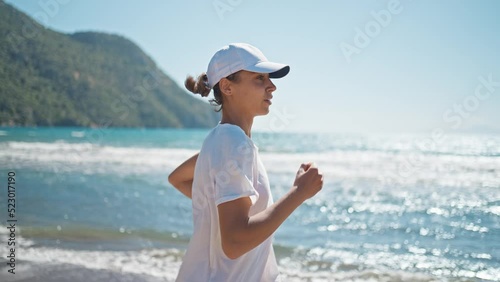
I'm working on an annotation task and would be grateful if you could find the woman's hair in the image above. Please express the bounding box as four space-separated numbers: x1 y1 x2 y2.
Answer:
185 72 240 112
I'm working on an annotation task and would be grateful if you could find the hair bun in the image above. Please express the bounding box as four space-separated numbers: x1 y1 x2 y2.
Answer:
185 73 211 97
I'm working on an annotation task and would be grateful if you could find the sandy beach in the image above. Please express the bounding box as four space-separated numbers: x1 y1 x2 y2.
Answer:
0 259 168 282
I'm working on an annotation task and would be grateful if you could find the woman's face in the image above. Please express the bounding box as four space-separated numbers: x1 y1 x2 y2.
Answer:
225 70 277 117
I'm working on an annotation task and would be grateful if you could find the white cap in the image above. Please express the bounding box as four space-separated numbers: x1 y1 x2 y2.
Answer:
206 43 290 88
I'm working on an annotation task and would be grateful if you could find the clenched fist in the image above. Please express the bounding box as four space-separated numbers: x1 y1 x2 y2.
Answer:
293 162 323 200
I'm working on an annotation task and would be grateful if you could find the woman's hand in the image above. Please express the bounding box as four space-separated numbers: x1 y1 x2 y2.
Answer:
293 162 323 200
168 152 199 199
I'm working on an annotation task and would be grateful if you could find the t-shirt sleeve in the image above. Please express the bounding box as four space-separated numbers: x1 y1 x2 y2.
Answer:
211 130 259 206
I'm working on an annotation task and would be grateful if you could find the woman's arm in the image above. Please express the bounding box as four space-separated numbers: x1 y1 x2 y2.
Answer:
168 152 199 199
218 163 323 259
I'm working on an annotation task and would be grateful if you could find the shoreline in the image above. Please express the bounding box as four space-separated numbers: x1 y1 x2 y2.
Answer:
0 256 478 282
0 260 168 282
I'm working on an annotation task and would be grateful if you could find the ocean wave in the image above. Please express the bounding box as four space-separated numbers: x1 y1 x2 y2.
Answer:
279 268 441 282
279 245 500 281
0 243 494 282
0 225 497 281
0 245 183 281
1 141 499 189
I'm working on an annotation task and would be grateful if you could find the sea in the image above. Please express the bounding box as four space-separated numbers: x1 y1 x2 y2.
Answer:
0 126 498 282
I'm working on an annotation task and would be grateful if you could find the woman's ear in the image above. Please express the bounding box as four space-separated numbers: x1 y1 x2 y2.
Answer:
219 78 232 97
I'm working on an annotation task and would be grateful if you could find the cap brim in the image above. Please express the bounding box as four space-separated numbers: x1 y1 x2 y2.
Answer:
244 62 290 79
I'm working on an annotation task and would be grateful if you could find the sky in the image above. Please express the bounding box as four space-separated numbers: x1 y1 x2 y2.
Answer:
5 0 500 134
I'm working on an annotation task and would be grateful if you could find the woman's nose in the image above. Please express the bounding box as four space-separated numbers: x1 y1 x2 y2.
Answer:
267 78 277 92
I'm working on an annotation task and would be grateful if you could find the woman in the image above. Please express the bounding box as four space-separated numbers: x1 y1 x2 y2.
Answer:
168 43 323 281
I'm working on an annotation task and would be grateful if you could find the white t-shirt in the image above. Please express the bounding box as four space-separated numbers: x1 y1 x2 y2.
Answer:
176 122 280 282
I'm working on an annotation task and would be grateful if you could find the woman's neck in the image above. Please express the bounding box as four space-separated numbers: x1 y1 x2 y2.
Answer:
220 111 253 138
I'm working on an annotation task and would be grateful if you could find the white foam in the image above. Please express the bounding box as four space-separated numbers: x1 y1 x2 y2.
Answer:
278 268 440 282
0 243 451 282
71 131 86 138
0 225 36 248
487 206 500 216
2 141 500 187
0 225 498 281
0 141 198 175
0 244 182 281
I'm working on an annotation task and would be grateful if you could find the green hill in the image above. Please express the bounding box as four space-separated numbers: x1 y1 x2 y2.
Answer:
0 1 220 128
